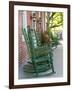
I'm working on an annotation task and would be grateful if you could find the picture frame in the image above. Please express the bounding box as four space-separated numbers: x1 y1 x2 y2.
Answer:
9 1 70 89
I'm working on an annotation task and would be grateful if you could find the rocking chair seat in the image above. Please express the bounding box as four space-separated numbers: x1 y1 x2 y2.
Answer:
32 44 52 58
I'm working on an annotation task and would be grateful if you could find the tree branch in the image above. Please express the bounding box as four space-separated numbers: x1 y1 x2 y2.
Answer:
49 12 56 20
49 23 63 28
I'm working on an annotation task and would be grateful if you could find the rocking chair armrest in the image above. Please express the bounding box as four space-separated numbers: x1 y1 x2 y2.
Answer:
32 44 51 54
37 45 49 50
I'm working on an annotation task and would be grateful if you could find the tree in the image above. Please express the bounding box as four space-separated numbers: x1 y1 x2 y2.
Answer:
46 12 63 46
46 12 63 35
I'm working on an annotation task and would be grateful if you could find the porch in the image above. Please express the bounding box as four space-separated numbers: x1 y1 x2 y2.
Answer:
19 43 63 79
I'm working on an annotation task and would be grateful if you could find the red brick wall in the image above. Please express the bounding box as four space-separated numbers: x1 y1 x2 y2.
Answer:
18 11 45 65
18 11 29 65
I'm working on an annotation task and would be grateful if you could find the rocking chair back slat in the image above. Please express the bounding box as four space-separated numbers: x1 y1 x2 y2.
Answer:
22 28 32 57
28 29 38 48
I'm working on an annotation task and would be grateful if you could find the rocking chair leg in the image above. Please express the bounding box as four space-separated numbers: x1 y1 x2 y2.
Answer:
32 61 38 77
51 62 55 73
49 52 55 73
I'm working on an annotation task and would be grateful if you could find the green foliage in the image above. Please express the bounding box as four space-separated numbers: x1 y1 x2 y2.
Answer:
49 12 63 28
46 12 63 47
47 29 60 47
47 12 63 34
51 35 60 47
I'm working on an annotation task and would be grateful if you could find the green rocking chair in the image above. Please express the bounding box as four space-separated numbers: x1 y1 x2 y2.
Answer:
22 26 55 77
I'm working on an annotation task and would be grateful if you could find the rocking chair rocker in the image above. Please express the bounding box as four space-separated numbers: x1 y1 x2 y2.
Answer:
22 26 55 77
